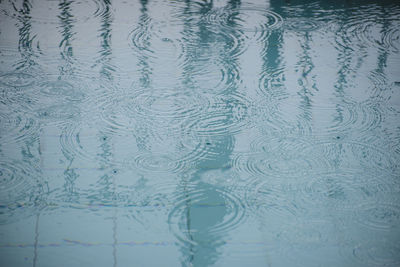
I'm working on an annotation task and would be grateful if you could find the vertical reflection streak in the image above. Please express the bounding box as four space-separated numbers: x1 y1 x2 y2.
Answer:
332 8 365 167
297 31 315 133
132 0 152 149
257 0 287 261
98 0 115 82
14 0 36 70
63 160 78 203
181 2 197 261
178 0 242 266
137 0 152 88
181 0 210 264
261 0 283 102
96 1 117 265
375 7 390 100
58 0 75 76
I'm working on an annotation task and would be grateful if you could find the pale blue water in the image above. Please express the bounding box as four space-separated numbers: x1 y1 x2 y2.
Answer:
0 0 400 266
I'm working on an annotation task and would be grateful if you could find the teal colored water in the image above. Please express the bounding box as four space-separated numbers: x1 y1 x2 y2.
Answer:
1 0 400 266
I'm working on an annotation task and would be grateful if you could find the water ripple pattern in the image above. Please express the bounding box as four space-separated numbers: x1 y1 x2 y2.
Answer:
132 152 185 173
0 160 46 224
183 92 253 137
0 109 40 144
128 17 186 67
123 87 210 122
335 7 400 53
0 72 37 88
355 202 400 231
232 135 330 178
0 0 400 266
351 239 400 267
168 184 246 247
38 79 86 102
204 5 283 40
284 17 323 32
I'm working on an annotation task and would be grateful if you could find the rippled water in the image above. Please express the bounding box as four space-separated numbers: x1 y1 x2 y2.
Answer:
0 0 399 266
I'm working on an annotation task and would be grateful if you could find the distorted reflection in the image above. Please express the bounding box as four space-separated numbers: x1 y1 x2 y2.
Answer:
14 0 36 69
58 0 75 73
0 0 399 266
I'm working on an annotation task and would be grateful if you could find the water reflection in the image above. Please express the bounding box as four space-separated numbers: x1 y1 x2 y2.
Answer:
96 2 118 266
135 0 152 87
13 0 39 70
0 0 400 266
169 1 248 266
58 0 75 73
97 0 115 82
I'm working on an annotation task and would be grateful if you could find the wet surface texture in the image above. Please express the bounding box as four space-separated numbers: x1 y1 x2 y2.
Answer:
0 0 399 266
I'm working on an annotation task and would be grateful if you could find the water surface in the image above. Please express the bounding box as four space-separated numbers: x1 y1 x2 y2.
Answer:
1 0 400 266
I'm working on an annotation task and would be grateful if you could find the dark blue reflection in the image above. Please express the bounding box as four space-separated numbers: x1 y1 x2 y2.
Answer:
174 1 244 266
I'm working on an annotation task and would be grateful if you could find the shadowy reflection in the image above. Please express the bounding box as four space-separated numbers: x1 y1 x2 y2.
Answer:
296 31 314 131
13 3 44 263
63 166 79 202
137 0 152 87
374 6 389 100
181 180 231 266
14 0 36 69
96 1 118 265
58 0 75 75
57 0 78 203
262 0 283 83
95 135 118 267
97 0 115 81
177 1 242 266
